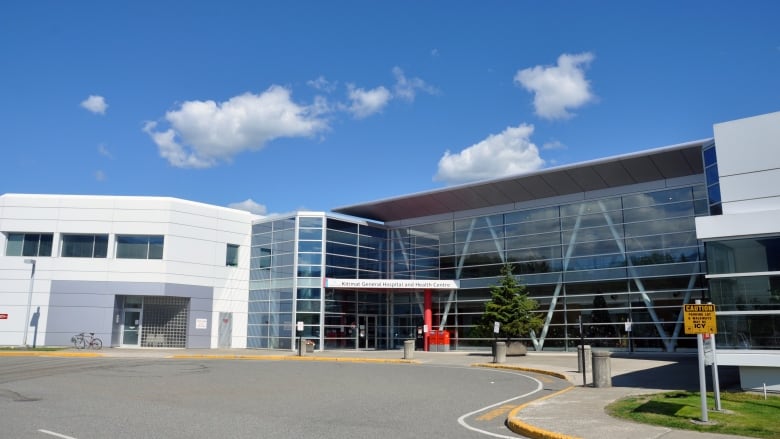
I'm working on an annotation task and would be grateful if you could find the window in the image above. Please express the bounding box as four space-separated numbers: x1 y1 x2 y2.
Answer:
226 244 239 266
5 233 53 257
61 234 108 258
116 235 164 259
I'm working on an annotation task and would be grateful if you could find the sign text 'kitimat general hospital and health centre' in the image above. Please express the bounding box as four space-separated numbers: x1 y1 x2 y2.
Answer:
324 279 460 290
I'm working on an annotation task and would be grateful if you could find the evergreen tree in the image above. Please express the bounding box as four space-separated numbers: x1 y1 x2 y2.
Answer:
479 263 543 341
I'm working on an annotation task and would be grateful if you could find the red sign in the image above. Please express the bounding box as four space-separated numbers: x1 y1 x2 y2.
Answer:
0 314 8 319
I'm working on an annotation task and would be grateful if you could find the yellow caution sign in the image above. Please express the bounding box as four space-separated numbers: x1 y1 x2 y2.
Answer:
684 304 717 334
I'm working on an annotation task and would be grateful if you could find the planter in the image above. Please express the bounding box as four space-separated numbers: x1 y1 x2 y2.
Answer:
507 341 527 356
493 341 528 356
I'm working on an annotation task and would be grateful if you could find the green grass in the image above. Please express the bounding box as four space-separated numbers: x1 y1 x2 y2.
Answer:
606 391 780 439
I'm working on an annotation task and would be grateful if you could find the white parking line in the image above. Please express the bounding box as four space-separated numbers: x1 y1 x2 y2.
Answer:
38 429 78 439
457 372 544 438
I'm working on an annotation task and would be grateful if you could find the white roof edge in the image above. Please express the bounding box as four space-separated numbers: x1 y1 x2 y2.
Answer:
334 138 713 212
0 193 256 217
252 210 386 227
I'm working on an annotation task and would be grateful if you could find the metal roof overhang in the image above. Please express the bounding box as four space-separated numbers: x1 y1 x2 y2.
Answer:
333 140 709 223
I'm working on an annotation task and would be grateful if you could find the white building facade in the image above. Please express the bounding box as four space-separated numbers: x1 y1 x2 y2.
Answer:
695 111 780 392
0 195 253 349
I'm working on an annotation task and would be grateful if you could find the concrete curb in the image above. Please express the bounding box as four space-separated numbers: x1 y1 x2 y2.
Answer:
472 363 569 380
473 363 579 439
0 351 103 358
506 386 581 439
172 354 417 364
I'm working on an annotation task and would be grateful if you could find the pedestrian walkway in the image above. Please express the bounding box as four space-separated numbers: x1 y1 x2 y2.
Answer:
1 347 747 438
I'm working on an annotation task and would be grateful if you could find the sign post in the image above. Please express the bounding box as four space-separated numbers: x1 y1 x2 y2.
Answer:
493 321 500 353
579 315 586 386
296 321 304 356
704 334 720 412
684 300 718 422
624 319 633 353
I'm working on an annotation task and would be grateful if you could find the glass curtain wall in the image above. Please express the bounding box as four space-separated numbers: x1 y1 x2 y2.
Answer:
248 217 296 349
392 184 709 352
249 183 709 352
323 219 390 349
250 215 394 350
706 237 780 350
296 216 324 347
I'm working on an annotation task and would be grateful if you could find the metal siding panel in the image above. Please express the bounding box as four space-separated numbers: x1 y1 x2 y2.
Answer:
539 171 583 193
620 157 663 182
524 175 559 198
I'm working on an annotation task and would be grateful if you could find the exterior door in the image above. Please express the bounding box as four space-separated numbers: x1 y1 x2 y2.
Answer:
218 312 232 348
357 315 376 349
122 309 142 346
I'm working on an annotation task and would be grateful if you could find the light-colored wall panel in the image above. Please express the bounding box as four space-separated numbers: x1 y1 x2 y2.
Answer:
696 209 780 240
714 111 780 178
720 168 780 214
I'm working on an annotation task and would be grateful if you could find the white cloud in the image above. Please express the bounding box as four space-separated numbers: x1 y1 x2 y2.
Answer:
392 67 437 102
346 84 391 119
97 143 113 159
307 76 338 93
434 124 545 185
542 140 567 150
143 86 329 168
514 52 595 119
228 198 267 216
95 170 106 181
81 95 108 115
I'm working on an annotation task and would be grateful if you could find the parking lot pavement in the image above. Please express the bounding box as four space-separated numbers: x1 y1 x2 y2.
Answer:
1 348 746 439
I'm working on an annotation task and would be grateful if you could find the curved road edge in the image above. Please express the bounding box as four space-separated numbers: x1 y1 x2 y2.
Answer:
474 363 580 439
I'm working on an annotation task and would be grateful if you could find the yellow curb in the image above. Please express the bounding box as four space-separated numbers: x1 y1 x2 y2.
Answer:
471 363 569 380
0 351 103 358
471 363 580 439
171 354 417 364
506 386 581 439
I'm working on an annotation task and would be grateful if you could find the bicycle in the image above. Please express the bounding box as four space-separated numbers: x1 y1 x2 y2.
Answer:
71 332 103 350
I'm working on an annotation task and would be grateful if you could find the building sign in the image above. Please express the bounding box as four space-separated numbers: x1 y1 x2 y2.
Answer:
683 304 717 334
324 278 459 290
195 318 208 329
0 313 7 320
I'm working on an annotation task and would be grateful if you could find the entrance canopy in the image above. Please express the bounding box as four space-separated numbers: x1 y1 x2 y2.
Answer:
324 278 459 289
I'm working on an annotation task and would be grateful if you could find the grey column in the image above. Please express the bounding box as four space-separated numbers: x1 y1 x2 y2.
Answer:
403 339 415 360
592 351 612 388
577 344 592 373
493 341 506 364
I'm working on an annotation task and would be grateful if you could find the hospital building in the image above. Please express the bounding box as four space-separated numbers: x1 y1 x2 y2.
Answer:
1 111 779 391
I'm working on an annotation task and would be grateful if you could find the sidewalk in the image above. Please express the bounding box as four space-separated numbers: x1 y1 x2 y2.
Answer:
509 352 746 439
2 347 747 439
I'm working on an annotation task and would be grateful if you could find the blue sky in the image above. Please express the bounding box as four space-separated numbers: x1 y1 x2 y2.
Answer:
2 1 779 217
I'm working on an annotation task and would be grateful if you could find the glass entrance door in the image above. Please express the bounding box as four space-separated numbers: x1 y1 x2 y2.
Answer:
122 309 142 346
357 315 376 349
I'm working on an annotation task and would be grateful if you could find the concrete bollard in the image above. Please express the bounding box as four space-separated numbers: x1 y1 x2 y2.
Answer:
494 341 507 364
592 350 612 388
577 344 592 373
403 339 415 360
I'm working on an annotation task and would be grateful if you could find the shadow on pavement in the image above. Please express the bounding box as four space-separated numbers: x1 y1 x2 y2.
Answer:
610 354 741 391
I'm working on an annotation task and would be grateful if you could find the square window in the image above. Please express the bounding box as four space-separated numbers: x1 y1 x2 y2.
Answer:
226 244 239 266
